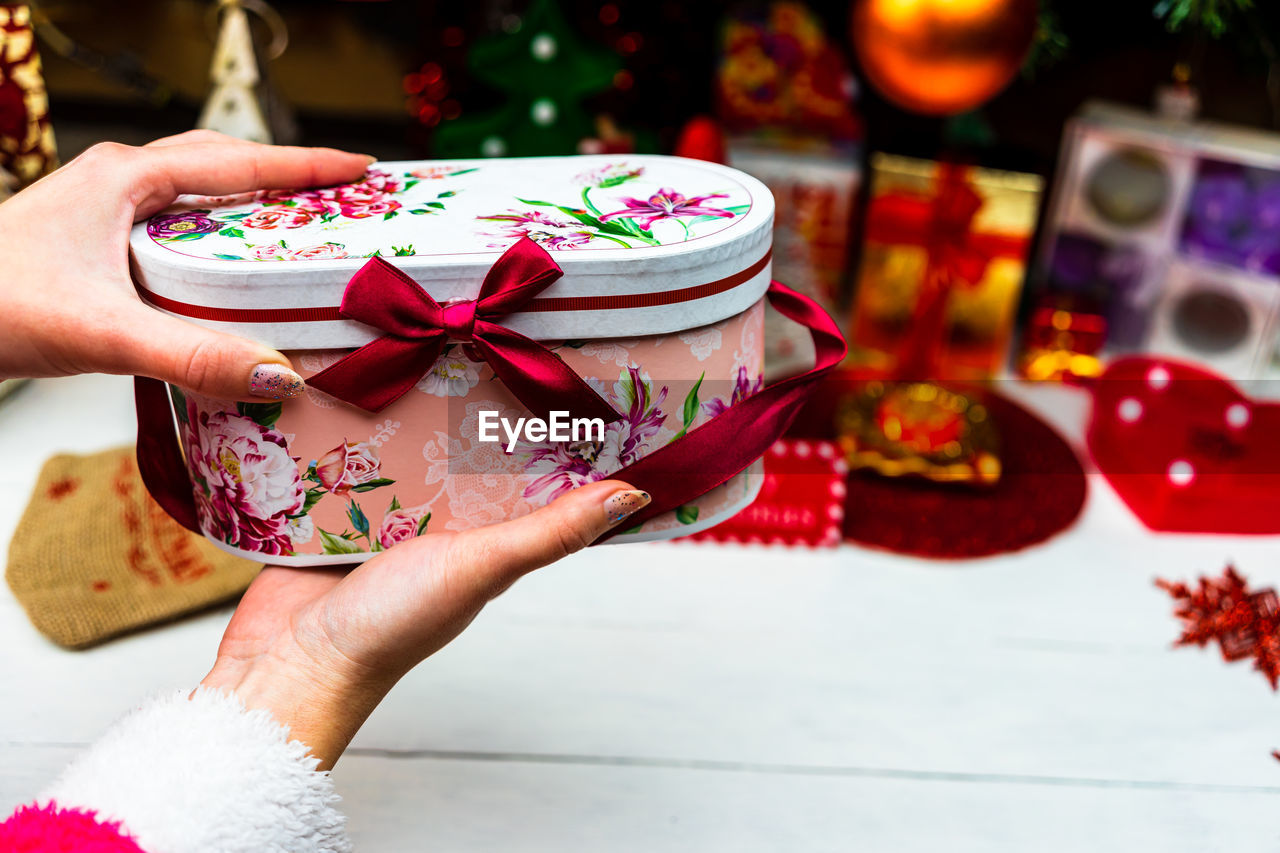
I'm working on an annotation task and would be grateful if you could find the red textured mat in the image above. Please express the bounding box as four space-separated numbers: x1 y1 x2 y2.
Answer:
840 390 1086 558
787 376 1086 559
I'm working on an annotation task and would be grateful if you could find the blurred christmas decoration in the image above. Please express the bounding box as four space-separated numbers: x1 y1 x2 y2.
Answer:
1157 565 1280 690
199 0 267 142
733 142 861 377
433 0 621 158
1087 357 1280 534
682 439 847 548
1031 0 1280 126
1021 3 1069 79
1152 0 1280 128
1025 101 1280 381
1019 303 1107 381
850 0 1037 115
1153 0 1255 37
1154 61 1200 122
673 114 727 164
837 155 1044 517
197 0 296 144
578 113 635 155
0 3 57 187
838 383 1085 558
836 379 1000 485
849 154 1042 380
404 60 455 130
1020 231 1147 380
712 2 863 378
716 1 861 141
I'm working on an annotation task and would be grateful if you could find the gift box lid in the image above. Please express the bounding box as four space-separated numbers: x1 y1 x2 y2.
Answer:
129 155 774 349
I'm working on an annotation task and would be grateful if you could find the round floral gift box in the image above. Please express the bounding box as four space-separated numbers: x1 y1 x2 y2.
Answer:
128 154 821 566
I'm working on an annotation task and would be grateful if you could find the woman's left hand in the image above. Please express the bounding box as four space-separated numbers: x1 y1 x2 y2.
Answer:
0 130 371 401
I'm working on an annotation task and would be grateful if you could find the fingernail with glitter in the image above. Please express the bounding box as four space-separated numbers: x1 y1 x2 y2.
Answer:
604 489 651 525
249 364 305 400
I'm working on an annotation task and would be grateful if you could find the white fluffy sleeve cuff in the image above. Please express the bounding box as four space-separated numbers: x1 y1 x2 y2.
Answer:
41 687 352 853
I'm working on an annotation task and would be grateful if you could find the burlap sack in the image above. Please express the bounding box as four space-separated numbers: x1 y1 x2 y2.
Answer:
6 447 261 648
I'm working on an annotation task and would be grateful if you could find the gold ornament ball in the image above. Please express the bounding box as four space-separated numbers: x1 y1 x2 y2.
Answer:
851 0 1038 116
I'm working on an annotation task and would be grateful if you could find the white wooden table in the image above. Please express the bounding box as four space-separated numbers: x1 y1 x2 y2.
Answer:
2 374 1278 852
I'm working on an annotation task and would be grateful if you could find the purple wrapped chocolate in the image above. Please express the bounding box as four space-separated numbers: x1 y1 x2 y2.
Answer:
1046 232 1149 347
1181 160 1280 274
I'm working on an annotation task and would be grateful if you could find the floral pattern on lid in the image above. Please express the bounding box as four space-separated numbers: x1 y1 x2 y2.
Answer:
144 157 753 262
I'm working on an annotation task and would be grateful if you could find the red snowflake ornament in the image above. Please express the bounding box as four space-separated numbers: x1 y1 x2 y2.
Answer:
1157 566 1280 689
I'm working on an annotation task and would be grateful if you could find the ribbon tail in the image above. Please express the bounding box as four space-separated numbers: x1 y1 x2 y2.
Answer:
309 334 447 412
594 282 847 543
472 322 621 423
135 376 201 534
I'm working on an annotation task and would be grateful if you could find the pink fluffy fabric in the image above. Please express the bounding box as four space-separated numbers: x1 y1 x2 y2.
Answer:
0 802 145 852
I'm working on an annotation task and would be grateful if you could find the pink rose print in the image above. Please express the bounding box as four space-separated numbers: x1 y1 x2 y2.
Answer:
408 165 477 180
598 188 734 231
242 205 317 230
340 199 401 219
181 399 304 556
295 196 340 216
255 169 407 226
341 186 386 205
362 170 403 194
316 440 383 494
376 503 432 548
288 242 349 260
150 166 470 263
316 170 402 202
251 243 290 260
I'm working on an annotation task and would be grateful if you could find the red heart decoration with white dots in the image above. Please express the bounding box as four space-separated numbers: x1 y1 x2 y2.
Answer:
1087 357 1280 534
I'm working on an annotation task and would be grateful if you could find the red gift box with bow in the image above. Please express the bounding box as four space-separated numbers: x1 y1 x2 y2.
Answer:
849 155 1042 379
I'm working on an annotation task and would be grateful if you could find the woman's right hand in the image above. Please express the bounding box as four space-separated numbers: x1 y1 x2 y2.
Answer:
198 479 652 770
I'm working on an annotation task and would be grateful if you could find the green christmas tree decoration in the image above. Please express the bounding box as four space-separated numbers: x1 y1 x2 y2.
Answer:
1153 0 1254 38
434 0 621 158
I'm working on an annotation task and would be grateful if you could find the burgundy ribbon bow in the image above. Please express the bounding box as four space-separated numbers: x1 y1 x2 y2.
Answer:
308 237 619 422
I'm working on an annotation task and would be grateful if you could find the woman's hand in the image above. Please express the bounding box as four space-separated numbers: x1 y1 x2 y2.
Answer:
198 480 651 769
0 130 371 400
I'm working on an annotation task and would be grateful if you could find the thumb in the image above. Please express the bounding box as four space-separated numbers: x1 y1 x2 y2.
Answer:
445 479 652 597
104 300 303 401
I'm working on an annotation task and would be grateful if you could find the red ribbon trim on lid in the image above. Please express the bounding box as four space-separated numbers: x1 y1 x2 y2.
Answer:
134 248 773 323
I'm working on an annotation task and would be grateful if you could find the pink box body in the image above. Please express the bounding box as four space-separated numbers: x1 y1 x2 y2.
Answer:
129 155 775 565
